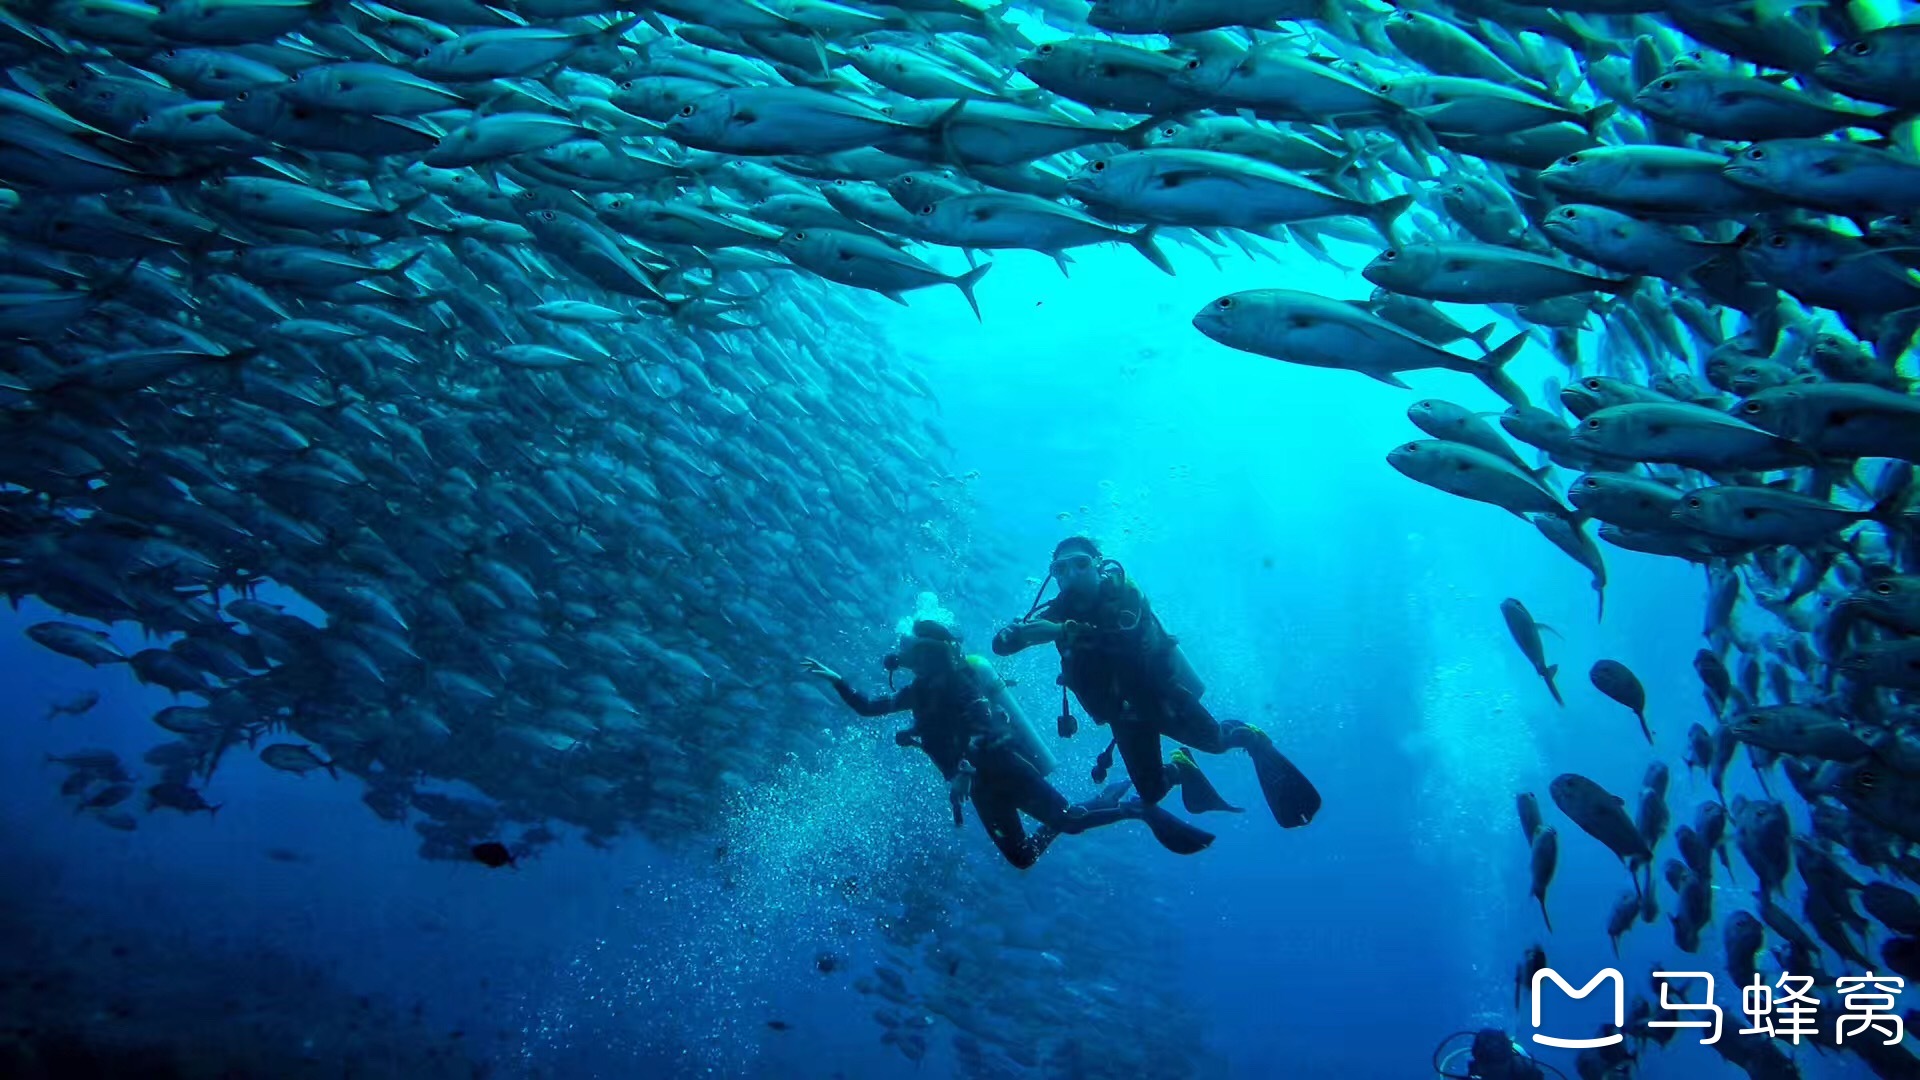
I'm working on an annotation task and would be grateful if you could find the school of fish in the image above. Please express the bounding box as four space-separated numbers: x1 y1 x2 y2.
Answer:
5 0 1920 1075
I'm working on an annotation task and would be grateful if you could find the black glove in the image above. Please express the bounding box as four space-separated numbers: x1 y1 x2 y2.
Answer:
992 625 1022 654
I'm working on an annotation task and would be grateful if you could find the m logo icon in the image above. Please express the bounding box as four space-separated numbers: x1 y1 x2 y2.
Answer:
1531 967 1626 1049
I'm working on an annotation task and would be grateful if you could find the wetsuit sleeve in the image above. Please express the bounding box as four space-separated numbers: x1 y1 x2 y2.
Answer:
992 599 1064 656
830 678 911 717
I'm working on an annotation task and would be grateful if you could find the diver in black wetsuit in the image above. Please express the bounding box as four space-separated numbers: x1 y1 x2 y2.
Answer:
992 536 1323 830
804 619 1212 867
1432 1030 1562 1080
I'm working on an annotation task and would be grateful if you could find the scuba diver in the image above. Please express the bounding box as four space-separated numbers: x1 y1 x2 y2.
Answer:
992 537 1323 830
1432 1029 1566 1080
804 619 1214 868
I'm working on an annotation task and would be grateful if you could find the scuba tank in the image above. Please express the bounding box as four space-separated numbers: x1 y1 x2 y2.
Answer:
966 655 1058 777
1165 638 1205 699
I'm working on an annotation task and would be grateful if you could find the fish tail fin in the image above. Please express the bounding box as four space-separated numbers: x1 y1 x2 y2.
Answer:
1873 304 1920 364
1580 101 1618 136
386 191 432 219
1868 469 1917 532
1638 712 1653 745
1473 333 1532 409
1117 113 1178 150
952 261 991 322
1545 665 1564 707
922 98 970 165
382 249 427 279
1367 194 1415 246
595 14 645 43
1539 895 1552 933
1596 584 1605 623
1315 0 1358 40
1129 226 1174 276
1468 322 1497 354
209 803 222 819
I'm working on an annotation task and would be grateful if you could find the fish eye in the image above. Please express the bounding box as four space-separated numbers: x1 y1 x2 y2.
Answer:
1768 234 1788 248
1560 208 1577 219
1742 401 1762 414
1657 79 1674 91
1563 153 1580 165
1161 126 1175 136
540 211 554 221
1856 769 1878 793
1586 418 1601 429
1184 59 1200 70
794 230 807 240
140 113 150 123
902 176 915 185
1090 160 1106 172
1584 378 1600 389
1037 45 1053 56
235 91 249 102
1849 40 1871 56
1747 147 1765 160
619 80 632 90
1583 477 1599 487
429 136 441 147
918 203 934 215
1687 497 1702 508
679 104 694 117
1876 582 1894 595
1216 297 1233 310
1382 249 1397 260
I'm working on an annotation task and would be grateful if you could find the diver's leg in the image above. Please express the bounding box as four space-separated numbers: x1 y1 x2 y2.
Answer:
1004 754 1132 837
971 780 1041 869
1014 759 1210 856
1157 688 1231 752
1110 715 1174 805
1151 691 1243 815
1165 694 1321 830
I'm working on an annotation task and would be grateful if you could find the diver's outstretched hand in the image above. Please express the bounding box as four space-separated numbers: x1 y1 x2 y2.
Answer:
800 657 841 683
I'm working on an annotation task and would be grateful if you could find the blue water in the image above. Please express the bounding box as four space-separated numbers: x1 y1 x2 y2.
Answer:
2 238 1877 1078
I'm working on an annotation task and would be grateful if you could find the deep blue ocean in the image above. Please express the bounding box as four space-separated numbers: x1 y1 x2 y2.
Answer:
4 234 1888 1079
